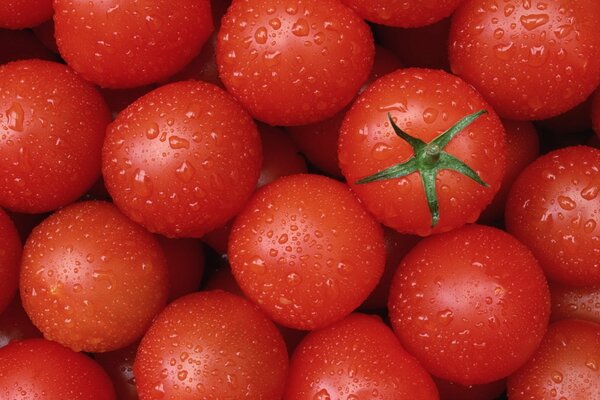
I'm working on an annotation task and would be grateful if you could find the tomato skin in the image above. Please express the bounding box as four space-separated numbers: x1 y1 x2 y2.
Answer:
285 313 439 400
450 0 600 120
389 224 550 385
0 60 111 213
0 0 52 29
342 0 463 28
0 338 116 399
550 283 600 324
0 209 20 315
20 201 169 353
95 342 140 400
217 0 374 126
134 290 289 400
339 68 506 236
507 319 600 399
229 174 386 330
102 81 262 238
505 146 600 287
54 0 213 88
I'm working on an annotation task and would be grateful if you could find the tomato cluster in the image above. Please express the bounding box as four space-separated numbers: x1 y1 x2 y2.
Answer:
0 0 599 399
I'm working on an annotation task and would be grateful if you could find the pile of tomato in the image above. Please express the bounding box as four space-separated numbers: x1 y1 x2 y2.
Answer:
0 0 599 399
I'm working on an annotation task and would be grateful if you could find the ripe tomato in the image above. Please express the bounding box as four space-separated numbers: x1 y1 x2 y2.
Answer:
342 0 463 28
53 0 213 88
134 290 288 400
339 68 506 236
0 0 52 29
389 224 550 385
0 60 111 213
505 146 600 287
0 338 115 399
217 0 374 126
102 81 262 238
507 319 600 399
95 342 139 400
229 174 385 330
550 283 600 324
20 201 169 353
285 313 439 400
0 208 20 315
450 0 600 120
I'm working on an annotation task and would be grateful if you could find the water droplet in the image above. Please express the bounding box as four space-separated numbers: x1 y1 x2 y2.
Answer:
494 42 515 61
379 101 408 113
177 370 188 381
493 28 505 39
169 136 190 150
437 309 454 326
528 44 548 67
422 107 439 124
371 142 393 161
585 358 599 371
248 256 266 274
133 169 152 197
504 4 515 17
557 195 576 210
583 219 597 233
278 233 289 244
145 15 163 31
175 161 195 183
287 272 302 286
254 27 268 44
263 51 282 67
520 13 549 30
313 388 331 400
551 371 563 383
581 184 599 200
6 102 25 132
292 18 310 36
269 18 281 29
554 24 574 39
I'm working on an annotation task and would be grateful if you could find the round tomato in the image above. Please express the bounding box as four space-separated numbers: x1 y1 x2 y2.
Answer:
53 0 213 88
0 0 52 29
0 208 20 315
0 60 110 213
508 319 600 399
228 174 385 330
389 224 550 385
285 313 439 400
505 146 600 287
450 0 600 120
134 290 288 400
342 0 463 28
0 338 115 399
217 0 374 126
339 68 506 236
550 283 600 324
102 81 262 238
20 201 169 353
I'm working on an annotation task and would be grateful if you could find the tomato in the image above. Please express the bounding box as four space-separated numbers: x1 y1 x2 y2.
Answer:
0 338 116 399
157 236 204 301
550 283 600 324
0 296 42 348
134 290 289 400
20 201 169 353
0 208 20 315
505 146 600 287
0 0 52 29
339 68 506 236
95 342 139 400
450 0 600 120
217 0 374 126
102 81 262 238
53 0 213 88
389 224 550 385
479 119 539 224
166 34 223 88
285 313 439 400
0 60 111 213
342 0 463 28
507 319 600 399
229 174 385 330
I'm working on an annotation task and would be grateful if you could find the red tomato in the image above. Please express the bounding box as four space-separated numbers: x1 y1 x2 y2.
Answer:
479 119 539 223
342 0 463 28
339 68 506 236
95 342 139 400
229 174 385 330
20 201 169 353
505 146 600 287
32 19 59 54
0 0 52 29
102 81 262 238
389 224 550 385
550 283 600 324
507 319 600 399
53 0 213 88
166 34 223 88
0 338 116 399
450 0 600 120
0 296 42 348
217 0 374 126
0 208 20 315
285 313 439 400
157 236 204 301
134 290 289 400
0 60 111 213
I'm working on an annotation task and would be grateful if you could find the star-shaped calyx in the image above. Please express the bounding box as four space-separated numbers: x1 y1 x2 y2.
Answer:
356 110 489 227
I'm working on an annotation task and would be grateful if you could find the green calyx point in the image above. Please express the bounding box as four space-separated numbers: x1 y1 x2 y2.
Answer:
356 110 489 228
